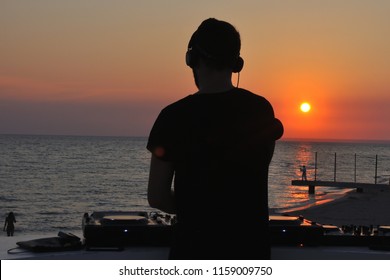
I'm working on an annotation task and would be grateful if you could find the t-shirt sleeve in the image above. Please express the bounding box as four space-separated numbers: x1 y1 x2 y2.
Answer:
146 108 177 162
271 118 284 140
258 97 284 141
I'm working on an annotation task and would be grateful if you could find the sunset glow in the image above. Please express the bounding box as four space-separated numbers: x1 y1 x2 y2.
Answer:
1 1 390 141
300 103 311 113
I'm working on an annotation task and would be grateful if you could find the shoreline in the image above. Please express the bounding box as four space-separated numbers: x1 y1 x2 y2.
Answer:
281 185 390 226
271 187 353 214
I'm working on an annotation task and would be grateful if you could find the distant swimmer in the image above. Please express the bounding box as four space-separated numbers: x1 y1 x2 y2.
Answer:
4 212 16 236
300 165 307 181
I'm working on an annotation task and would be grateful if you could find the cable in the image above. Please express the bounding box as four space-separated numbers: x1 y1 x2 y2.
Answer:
236 72 240 88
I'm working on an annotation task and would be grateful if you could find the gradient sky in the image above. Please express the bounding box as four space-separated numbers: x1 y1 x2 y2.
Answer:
1 0 389 140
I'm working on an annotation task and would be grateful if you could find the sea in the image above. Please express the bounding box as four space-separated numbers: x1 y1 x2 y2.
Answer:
1 134 389 235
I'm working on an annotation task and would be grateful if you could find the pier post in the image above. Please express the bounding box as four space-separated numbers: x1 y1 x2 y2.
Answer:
314 152 317 181
334 153 337 182
354 154 357 183
375 155 378 184
308 185 315 194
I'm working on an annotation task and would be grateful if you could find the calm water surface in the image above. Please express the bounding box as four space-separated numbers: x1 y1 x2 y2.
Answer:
1 135 389 234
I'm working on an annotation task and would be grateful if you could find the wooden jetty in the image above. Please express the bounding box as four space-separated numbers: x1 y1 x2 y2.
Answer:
291 180 390 194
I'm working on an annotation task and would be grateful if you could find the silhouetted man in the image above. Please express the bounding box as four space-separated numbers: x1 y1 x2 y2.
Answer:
147 18 283 259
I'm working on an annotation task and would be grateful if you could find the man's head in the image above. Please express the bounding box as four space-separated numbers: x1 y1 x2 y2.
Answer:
186 18 243 73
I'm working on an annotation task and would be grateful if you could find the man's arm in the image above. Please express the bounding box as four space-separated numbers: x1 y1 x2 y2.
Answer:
147 155 176 214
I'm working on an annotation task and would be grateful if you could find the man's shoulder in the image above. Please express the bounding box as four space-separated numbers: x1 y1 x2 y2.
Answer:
162 95 194 113
236 88 270 102
234 88 273 112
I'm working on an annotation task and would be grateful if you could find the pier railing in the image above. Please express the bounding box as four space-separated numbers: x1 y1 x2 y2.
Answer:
292 152 390 194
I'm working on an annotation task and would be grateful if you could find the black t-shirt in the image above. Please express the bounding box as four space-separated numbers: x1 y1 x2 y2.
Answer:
147 88 283 259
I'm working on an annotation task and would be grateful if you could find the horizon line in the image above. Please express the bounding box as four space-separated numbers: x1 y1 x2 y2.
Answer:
1 133 389 144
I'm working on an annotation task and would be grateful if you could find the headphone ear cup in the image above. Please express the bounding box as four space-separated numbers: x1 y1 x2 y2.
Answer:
232 56 244 73
185 50 192 67
186 49 199 68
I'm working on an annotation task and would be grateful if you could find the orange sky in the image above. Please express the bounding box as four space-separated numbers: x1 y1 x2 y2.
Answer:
1 0 389 140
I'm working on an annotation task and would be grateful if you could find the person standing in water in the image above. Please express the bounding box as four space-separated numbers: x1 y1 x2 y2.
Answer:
4 212 16 236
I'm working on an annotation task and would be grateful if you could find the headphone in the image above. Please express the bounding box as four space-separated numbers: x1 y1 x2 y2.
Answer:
185 45 244 73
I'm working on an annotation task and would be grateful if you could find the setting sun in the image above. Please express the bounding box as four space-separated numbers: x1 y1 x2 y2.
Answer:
300 102 311 113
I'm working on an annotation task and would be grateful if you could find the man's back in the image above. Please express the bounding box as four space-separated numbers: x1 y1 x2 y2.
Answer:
147 88 282 259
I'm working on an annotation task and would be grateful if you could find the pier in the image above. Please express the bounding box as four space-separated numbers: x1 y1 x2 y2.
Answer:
291 180 389 194
292 152 390 194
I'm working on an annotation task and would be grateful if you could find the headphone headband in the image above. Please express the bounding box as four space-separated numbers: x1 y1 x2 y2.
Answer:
185 44 244 73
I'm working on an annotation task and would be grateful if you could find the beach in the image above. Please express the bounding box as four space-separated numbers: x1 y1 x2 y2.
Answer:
284 185 390 227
